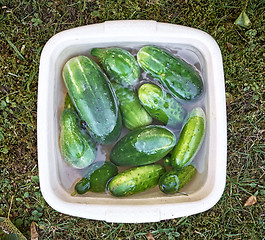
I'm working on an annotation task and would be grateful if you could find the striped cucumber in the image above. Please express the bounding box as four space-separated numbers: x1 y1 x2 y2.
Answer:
62 56 122 145
108 164 165 197
137 46 203 101
138 83 186 127
110 125 176 166
91 47 140 87
159 165 197 194
171 107 206 169
59 109 97 169
112 82 152 130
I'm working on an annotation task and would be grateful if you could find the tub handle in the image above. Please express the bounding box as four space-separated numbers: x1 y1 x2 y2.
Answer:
104 20 157 33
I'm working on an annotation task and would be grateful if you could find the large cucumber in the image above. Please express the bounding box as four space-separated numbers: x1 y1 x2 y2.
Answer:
159 165 197 194
138 83 186 127
112 82 152 130
59 109 97 169
171 107 206 169
62 56 122 145
74 161 118 194
110 125 176 166
91 47 140 87
137 46 203 101
108 164 165 197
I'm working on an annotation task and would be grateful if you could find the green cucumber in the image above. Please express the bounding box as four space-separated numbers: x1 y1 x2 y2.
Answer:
110 125 176 166
138 83 186 127
59 109 97 169
74 161 118 194
108 164 165 197
91 47 140 87
62 56 122 145
171 107 206 169
159 165 197 194
64 93 75 110
112 82 152 130
163 154 172 167
137 46 203 101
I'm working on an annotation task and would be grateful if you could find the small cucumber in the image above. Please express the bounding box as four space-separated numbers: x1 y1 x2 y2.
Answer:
59 109 97 169
64 93 76 110
159 165 197 194
63 56 122 145
74 161 118 194
108 164 165 197
110 125 177 166
112 82 152 130
171 107 206 169
137 46 203 101
91 47 140 87
163 154 172 167
138 83 186 127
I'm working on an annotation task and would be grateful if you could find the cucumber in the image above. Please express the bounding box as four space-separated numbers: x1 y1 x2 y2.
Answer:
62 56 122 145
64 93 75 110
112 82 152 130
74 161 118 194
64 93 88 129
163 154 172 167
110 125 177 166
171 107 206 169
159 165 197 194
137 46 203 101
59 109 97 169
138 83 186 127
91 47 140 87
108 164 165 197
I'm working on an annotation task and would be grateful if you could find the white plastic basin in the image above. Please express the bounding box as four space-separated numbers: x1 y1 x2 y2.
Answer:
37 20 227 223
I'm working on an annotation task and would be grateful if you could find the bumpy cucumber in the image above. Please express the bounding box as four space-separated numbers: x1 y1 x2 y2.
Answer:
137 46 203 101
59 109 97 169
138 83 186 127
159 165 197 194
112 82 152 130
108 164 165 197
91 47 140 87
62 56 122 145
171 107 206 169
74 161 118 194
110 125 177 166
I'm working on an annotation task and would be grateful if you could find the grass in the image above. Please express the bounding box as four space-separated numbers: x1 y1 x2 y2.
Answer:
0 0 264 239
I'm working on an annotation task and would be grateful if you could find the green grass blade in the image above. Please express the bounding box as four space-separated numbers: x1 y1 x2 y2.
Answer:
5 38 25 60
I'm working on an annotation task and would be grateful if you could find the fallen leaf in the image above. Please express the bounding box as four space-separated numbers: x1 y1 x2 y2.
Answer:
146 232 155 240
234 10 251 28
226 42 233 52
244 195 257 206
31 222 38 240
0 217 27 240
